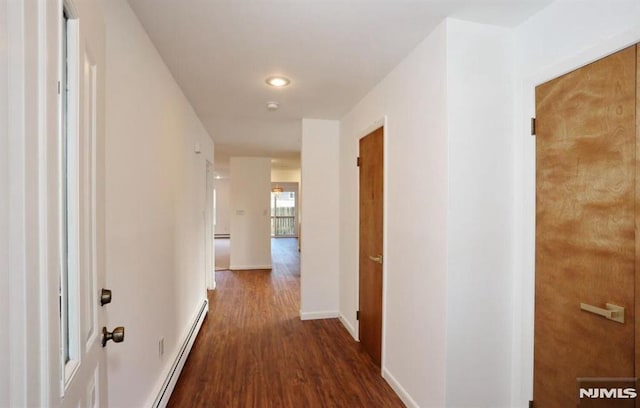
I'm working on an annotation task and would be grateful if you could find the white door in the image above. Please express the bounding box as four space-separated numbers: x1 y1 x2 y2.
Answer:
58 1 111 406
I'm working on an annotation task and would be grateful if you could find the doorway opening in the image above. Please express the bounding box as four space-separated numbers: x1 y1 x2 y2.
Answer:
214 238 230 272
358 126 384 367
270 182 299 238
213 174 230 271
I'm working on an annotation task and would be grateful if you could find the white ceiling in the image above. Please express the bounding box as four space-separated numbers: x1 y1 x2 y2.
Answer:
126 0 552 169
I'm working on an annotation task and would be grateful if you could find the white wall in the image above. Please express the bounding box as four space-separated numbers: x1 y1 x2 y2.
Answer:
511 2 640 406
216 168 286 238
300 119 340 320
214 177 230 235
339 23 449 407
445 19 514 408
271 168 301 183
229 157 272 269
101 1 214 406
0 0 9 404
339 19 517 407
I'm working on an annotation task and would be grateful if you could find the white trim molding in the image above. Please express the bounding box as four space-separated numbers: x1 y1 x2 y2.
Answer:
382 367 419 408
339 313 358 341
229 264 272 270
299 310 339 321
148 299 209 408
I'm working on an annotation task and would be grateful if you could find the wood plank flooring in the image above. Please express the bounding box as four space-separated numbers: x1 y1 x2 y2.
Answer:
168 238 404 408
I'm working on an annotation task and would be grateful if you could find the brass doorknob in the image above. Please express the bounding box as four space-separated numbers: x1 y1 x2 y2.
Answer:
100 288 112 306
102 326 125 347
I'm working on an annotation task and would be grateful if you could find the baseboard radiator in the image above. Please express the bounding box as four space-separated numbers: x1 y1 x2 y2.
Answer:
152 299 208 408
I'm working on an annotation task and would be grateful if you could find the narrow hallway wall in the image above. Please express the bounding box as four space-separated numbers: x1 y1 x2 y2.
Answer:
0 0 9 404
300 119 340 319
102 0 214 406
229 157 272 269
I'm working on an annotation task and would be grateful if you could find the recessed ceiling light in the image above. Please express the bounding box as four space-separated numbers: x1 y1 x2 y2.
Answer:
266 76 290 87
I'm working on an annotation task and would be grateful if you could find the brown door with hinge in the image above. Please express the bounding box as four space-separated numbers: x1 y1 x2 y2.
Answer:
534 46 637 407
359 127 384 366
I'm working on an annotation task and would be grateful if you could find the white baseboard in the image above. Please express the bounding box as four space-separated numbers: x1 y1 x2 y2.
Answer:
382 367 419 408
229 264 272 270
338 313 359 341
299 310 339 320
148 299 209 408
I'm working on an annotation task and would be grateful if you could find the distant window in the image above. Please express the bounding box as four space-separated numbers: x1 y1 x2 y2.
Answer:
270 191 296 237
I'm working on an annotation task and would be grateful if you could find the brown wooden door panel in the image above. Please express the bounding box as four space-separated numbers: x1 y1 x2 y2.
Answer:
534 46 636 407
359 127 384 366
637 44 640 386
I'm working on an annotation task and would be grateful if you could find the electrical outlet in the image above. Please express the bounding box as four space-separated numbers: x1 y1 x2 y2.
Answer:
158 337 164 357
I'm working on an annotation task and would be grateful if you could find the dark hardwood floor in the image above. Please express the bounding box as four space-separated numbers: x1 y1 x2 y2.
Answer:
168 238 404 407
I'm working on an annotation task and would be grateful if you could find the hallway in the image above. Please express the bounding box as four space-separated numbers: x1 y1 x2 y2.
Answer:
168 238 404 407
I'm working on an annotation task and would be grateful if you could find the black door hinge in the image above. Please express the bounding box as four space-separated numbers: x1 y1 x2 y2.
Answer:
357 157 361 167
531 117 536 136
356 310 360 320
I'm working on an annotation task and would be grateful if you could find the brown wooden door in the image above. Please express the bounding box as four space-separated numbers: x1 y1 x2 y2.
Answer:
534 46 637 407
359 127 384 366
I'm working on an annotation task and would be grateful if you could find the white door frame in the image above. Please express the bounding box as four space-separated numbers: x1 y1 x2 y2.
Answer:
205 160 216 290
354 116 388 373
4 0 108 406
6 0 64 405
0 0 10 403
